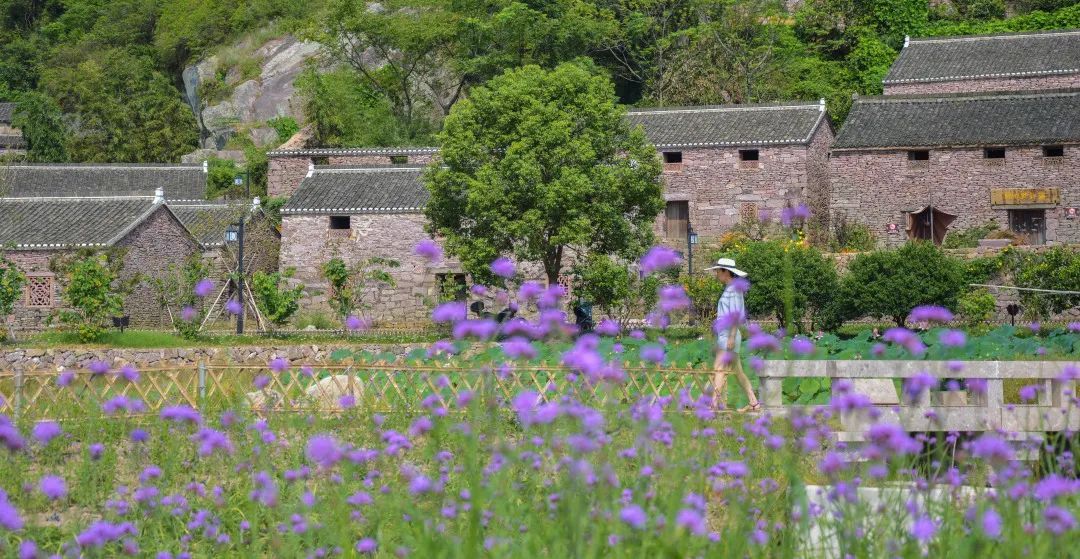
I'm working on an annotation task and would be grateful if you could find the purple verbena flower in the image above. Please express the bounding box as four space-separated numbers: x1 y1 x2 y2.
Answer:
306 435 343 469
639 246 681 275
180 306 197 322
345 315 369 331
356 538 378 554
908 305 954 324
39 475 67 500
414 240 443 263
790 337 815 356
226 299 242 315
193 278 214 298
31 421 62 445
489 257 515 279
619 504 647 530
268 358 289 373
160 405 202 425
57 370 75 387
432 302 467 323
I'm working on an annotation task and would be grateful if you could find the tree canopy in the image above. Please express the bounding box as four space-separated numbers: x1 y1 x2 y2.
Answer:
424 62 664 285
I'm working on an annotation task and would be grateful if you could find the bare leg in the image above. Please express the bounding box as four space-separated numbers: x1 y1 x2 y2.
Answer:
712 350 729 409
729 356 759 409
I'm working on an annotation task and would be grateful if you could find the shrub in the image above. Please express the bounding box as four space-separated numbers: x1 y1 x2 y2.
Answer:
941 221 1000 249
322 257 399 326
251 270 305 332
830 217 876 252
206 157 244 199
957 288 997 330
267 116 300 144
0 256 27 341
682 274 726 324
57 254 125 342
571 254 671 326
724 239 838 331
825 241 967 328
1003 246 1080 318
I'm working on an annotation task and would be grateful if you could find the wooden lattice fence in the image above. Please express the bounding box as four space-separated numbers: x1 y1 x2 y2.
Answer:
0 361 718 420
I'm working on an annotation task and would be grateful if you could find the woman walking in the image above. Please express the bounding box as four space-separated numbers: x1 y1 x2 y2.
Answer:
707 258 760 412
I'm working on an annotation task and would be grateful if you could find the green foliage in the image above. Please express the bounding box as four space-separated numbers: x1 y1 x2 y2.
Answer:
322 256 399 324
251 269 305 331
206 157 243 199
571 254 634 323
724 239 838 331
1003 246 1080 318
425 62 664 285
957 288 997 331
41 49 198 162
148 257 213 340
266 116 299 144
57 254 125 343
0 255 26 340
261 196 286 228
942 222 1001 249
295 65 419 147
830 218 877 252
826 241 967 328
11 90 67 162
683 273 726 324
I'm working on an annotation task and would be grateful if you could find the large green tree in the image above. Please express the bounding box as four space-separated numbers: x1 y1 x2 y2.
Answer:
425 61 664 285
12 90 67 162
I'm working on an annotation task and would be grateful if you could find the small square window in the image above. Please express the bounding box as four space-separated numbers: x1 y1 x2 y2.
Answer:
739 149 759 161
663 152 682 164
390 155 409 164
1043 145 1064 157
984 148 1006 159
329 216 351 230
907 150 929 161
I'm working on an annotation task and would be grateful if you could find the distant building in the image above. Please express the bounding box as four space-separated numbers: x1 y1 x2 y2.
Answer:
0 102 26 156
626 101 834 244
883 30 1080 96
267 147 439 198
0 163 277 330
829 89 1080 247
279 165 461 324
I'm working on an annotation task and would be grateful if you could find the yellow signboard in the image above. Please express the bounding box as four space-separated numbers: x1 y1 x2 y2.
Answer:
990 188 1060 207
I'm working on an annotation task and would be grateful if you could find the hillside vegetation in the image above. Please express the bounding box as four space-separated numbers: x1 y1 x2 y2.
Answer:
1 0 1078 165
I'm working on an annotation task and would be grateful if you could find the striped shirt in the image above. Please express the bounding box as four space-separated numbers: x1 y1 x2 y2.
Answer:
715 284 746 350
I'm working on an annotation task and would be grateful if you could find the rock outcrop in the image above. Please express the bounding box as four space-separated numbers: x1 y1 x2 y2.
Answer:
183 34 321 150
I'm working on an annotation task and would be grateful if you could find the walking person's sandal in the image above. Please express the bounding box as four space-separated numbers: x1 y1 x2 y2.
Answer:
737 402 762 413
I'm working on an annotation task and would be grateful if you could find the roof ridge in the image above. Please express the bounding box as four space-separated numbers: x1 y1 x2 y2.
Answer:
269 146 439 156
909 29 1080 44
0 195 156 202
314 165 427 172
859 88 1080 103
627 101 821 115
0 163 203 169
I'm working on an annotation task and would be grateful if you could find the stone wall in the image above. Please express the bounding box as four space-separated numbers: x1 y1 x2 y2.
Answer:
280 212 459 325
654 124 833 244
0 343 421 373
829 144 1080 247
268 156 311 197
883 74 1080 96
116 207 202 326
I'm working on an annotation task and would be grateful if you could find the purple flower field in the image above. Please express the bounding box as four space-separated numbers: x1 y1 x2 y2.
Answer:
0 252 1078 557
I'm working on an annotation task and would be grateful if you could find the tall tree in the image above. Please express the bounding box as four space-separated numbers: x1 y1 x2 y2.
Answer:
425 61 664 285
12 90 67 162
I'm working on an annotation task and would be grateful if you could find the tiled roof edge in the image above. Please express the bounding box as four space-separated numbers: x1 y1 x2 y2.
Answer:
906 28 1080 44
268 147 440 156
0 163 204 169
855 88 1080 103
0 195 156 202
281 207 426 214
626 101 822 115
831 140 1080 152
884 67 1080 84
312 165 429 172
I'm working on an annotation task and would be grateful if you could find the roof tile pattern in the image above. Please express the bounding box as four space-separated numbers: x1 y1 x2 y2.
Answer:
170 203 250 246
885 30 1080 84
283 166 429 214
626 102 826 148
833 90 1080 150
0 198 156 247
0 164 207 200
0 102 14 124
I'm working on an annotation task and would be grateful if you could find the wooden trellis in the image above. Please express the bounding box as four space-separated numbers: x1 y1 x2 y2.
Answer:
0 361 717 420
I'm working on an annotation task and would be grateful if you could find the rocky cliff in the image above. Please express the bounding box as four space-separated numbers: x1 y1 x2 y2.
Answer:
182 34 320 150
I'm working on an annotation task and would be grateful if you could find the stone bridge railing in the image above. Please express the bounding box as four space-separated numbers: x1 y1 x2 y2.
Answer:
758 360 1079 451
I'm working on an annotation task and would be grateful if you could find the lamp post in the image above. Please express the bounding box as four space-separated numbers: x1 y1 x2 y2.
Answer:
225 219 246 335
234 172 250 198
687 223 698 277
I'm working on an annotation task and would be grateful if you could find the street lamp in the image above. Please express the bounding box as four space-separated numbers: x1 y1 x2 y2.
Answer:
225 219 246 334
687 223 698 277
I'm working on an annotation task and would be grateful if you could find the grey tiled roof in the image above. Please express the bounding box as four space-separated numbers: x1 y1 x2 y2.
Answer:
0 198 159 248
268 146 440 157
885 30 1080 84
832 90 1080 150
626 101 828 148
0 103 14 124
283 166 429 214
170 203 251 247
0 163 207 201
0 135 25 149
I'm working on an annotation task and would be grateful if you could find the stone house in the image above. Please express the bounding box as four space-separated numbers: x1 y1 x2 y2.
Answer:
279 165 461 325
883 30 1080 96
625 100 834 246
267 147 439 198
0 102 25 157
829 89 1080 247
0 163 277 330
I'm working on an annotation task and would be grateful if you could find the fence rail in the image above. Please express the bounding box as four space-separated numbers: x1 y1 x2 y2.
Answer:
0 361 718 420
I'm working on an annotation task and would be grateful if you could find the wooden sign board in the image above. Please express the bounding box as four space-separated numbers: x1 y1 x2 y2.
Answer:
990 188 1060 207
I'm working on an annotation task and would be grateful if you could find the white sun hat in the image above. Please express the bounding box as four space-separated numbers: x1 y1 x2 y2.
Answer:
705 257 747 277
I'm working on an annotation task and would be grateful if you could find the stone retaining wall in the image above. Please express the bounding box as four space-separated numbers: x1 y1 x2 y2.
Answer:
0 344 422 373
